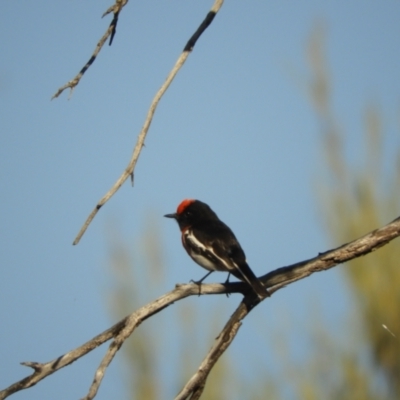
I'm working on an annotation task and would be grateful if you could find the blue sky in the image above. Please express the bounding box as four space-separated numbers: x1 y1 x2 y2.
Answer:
1 1 399 399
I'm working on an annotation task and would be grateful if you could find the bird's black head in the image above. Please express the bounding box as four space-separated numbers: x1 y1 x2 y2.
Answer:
164 199 218 229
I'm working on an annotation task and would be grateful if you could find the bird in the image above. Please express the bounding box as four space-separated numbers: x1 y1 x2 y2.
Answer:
164 199 269 299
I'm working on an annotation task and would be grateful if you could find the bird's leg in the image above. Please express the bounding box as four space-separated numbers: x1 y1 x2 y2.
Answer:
191 270 213 285
224 273 231 298
224 273 231 284
190 271 213 296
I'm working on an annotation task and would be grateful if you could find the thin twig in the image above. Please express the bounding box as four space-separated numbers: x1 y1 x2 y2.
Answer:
72 0 225 245
51 0 128 100
82 313 139 400
2 215 399 400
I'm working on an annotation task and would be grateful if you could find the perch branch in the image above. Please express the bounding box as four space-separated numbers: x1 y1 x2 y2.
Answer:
174 215 400 398
72 0 224 245
1 215 399 400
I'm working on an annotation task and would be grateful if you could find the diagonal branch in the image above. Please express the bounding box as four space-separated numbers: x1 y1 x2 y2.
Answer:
174 215 400 398
0 286 193 400
259 214 400 289
72 0 225 245
1 215 399 400
52 0 128 100
175 294 260 400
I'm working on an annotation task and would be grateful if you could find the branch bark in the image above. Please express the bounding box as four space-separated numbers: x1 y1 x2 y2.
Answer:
1 215 399 400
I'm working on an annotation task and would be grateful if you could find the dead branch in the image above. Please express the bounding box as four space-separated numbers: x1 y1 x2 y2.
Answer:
1 215 399 400
72 0 225 245
52 0 128 100
175 294 259 400
174 215 400 398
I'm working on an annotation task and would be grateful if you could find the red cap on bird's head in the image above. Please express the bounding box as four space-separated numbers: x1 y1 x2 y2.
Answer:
164 199 196 221
164 199 218 224
176 199 195 215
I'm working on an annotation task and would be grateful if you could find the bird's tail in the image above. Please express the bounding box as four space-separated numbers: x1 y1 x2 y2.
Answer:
234 262 270 299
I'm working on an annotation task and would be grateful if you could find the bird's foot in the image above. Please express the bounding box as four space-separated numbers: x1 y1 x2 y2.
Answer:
190 279 203 296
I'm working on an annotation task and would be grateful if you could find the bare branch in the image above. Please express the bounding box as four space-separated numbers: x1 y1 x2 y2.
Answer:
0 318 126 400
72 0 225 245
175 215 400 398
2 215 399 399
82 313 139 400
51 0 128 100
259 215 400 291
175 294 259 400
0 285 191 400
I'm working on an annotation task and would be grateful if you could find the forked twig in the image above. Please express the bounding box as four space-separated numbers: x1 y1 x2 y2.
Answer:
72 0 224 245
1 215 399 400
52 0 128 100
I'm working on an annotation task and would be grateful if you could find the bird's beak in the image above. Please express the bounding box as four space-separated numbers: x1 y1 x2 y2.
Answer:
164 213 177 219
